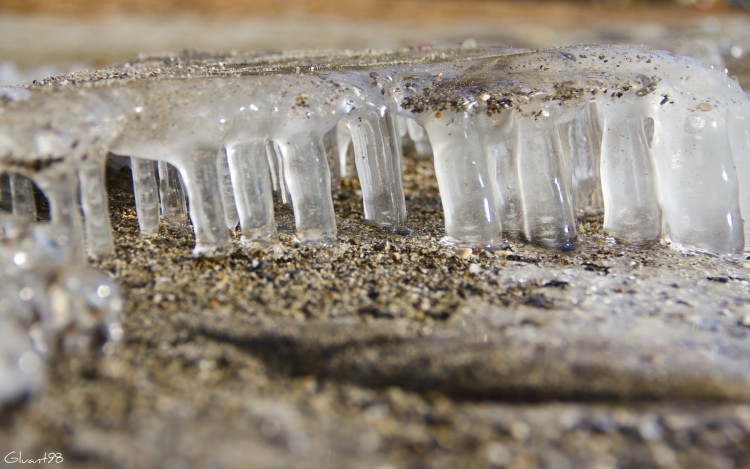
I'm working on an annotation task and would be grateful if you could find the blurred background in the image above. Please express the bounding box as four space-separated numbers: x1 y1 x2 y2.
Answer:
0 0 748 84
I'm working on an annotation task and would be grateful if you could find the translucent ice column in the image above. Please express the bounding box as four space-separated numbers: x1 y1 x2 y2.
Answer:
422 112 504 247
345 107 407 231
217 149 239 231
558 103 603 214
650 101 743 254
728 108 750 252
79 158 114 256
157 161 189 231
277 134 337 245
485 117 524 239
406 116 433 156
130 157 160 236
514 115 577 249
226 141 276 245
598 100 661 244
176 150 231 254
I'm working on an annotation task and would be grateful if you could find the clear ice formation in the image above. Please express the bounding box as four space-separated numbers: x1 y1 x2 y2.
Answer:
0 44 749 257
0 214 122 406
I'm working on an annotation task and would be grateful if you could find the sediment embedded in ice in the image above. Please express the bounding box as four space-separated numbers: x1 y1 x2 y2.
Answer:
0 215 122 406
1 44 749 257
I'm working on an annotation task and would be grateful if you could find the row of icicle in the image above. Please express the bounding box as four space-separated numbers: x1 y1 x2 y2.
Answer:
0 44 749 259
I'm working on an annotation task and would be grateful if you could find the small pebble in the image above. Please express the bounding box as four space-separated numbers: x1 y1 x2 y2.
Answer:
456 248 472 259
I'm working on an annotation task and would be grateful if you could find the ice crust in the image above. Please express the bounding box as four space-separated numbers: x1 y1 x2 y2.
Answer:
1 44 749 257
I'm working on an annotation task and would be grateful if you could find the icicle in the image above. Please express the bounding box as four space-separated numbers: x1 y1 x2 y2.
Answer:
384 110 405 183
336 120 352 178
323 127 340 190
485 114 523 239
37 175 85 262
78 158 114 257
265 142 279 192
9 174 35 220
423 112 503 247
226 142 277 245
650 102 744 254
129 157 160 236
515 116 577 250
177 151 231 254
558 103 603 215
157 161 188 231
273 142 289 204
728 108 750 252
406 116 425 142
277 134 336 245
599 101 661 244
216 149 239 231
406 116 432 156
345 107 407 230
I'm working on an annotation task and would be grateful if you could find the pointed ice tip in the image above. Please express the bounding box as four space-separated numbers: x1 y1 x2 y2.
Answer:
192 242 231 257
238 231 280 249
550 239 576 251
239 237 284 257
85 243 115 260
532 235 576 251
292 231 337 249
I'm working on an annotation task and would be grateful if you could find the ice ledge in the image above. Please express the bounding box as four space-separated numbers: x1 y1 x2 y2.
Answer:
0 44 748 258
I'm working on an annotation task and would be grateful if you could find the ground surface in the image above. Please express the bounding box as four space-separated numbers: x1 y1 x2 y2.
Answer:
2 3 750 469
2 152 750 468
